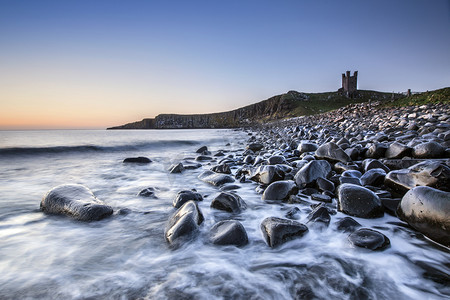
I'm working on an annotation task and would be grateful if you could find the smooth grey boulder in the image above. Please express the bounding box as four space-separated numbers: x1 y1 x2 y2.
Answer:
123 157 151 163
138 187 158 198
196 146 208 153
267 155 287 165
297 141 319 153
385 142 412 159
164 201 204 246
247 143 264 152
250 165 285 185
262 180 298 201
168 162 184 173
209 220 248 247
397 186 450 246
211 164 231 174
40 184 113 221
307 204 331 227
335 217 361 233
316 177 335 192
211 192 247 213
360 168 386 187
348 228 390 250
362 159 390 173
260 217 308 248
337 183 384 218
294 160 332 188
365 143 388 159
315 142 351 163
412 141 445 158
173 190 203 208
195 155 212 161
198 170 235 186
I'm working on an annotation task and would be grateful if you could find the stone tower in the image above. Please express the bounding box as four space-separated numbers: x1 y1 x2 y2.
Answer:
340 70 358 97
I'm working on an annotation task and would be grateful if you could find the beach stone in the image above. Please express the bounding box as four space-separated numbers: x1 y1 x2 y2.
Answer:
335 217 361 233
337 183 384 218
168 162 184 173
294 160 332 188
362 159 390 173
384 161 450 195
138 187 158 198
334 162 359 173
243 155 254 164
196 146 208 153
40 184 113 221
195 155 212 161
360 168 386 187
348 228 390 250
385 142 412 159
397 186 450 246
412 141 445 158
164 201 204 246
250 165 285 185
339 170 362 185
247 143 264 152
311 193 332 203
198 170 235 186
285 207 301 219
262 180 298 201
315 142 351 163
316 177 335 192
211 164 231 174
211 192 247 213
209 220 248 247
260 217 308 248
267 155 287 165
380 198 401 216
307 204 331 227
345 147 360 161
123 157 151 163
173 190 203 208
297 141 319 153
365 143 388 159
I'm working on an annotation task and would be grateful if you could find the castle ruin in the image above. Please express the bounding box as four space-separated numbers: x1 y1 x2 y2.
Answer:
339 70 358 97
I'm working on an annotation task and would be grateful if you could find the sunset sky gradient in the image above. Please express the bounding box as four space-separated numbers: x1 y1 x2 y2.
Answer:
1 0 449 129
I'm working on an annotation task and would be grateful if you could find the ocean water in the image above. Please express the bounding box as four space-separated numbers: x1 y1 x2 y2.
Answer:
0 129 448 300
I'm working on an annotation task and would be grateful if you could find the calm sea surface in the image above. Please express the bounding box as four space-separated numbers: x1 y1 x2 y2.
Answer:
0 129 448 299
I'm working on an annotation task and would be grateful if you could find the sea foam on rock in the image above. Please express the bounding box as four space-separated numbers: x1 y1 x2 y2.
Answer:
40 184 113 221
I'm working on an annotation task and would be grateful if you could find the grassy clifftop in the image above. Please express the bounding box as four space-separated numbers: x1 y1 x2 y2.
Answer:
384 87 450 107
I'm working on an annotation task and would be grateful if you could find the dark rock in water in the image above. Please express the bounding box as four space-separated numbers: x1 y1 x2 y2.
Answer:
412 141 445 158
267 155 287 165
40 184 113 221
243 155 254 164
385 161 450 195
316 177 335 192
360 168 386 187
195 155 212 161
173 190 203 208
335 217 361 233
211 192 247 213
262 180 298 201
345 147 360 161
183 162 202 170
220 184 241 191
297 141 319 153
198 170 235 186
285 207 301 219
385 142 412 159
247 143 264 152
397 186 450 247
307 204 331 227
337 183 384 218
334 162 359 173
211 164 231 174
123 157 152 164
196 146 208 153
138 187 158 198
250 165 285 185
315 142 351 163
164 201 204 246
209 220 248 247
311 193 332 203
363 159 390 173
365 143 388 159
348 228 390 250
168 162 184 173
260 217 308 248
380 198 401 216
299 187 319 196
294 160 332 188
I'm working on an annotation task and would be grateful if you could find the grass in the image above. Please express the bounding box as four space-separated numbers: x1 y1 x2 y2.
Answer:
384 87 450 107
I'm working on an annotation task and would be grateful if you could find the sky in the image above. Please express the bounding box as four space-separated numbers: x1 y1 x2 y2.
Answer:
0 0 449 129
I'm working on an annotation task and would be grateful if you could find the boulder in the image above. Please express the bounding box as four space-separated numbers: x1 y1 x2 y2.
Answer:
198 170 235 186
168 163 184 173
164 201 204 246
209 220 248 247
397 186 450 246
335 217 361 233
262 180 298 201
348 228 390 251
315 142 351 163
173 190 203 208
138 187 158 198
337 183 384 218
385 142 412 159
294 160 332 188
306 204 331 227
362 159 390 173
196 146 208 153
40 184 113 221
297 141 319 153
260 217 308 247
211 164 232 174
365 143 388 159
123 157 151 163
211 192 247 213
311 193 332 203
267 155 287 165
247 143 264 152
285 207 301 219
412 141 445 158
360 168 386 187
316 177 335 192
250 165 285 185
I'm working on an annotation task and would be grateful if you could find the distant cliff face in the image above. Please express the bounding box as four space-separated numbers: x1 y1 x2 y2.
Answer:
108 91 308 129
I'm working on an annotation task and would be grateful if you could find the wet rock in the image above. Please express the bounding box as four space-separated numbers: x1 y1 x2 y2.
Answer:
195 155 212 161
348 228 390 250
250 165 285 185
339 170 362 185
345 147 360 161
334 162 359 173
362 159 390 173
196 146 208 153
311 193 332 203
267 155 287 165
211 192 247 213
262 180 298 201
337 183 384 218
164 201 204 246
211 164 231 174
198 170 235 186
365 143 388 159
315 142 351 163
297 141 319 153
243 155 254 164
138 187 158 198
209 220 248 247
220 184 241 191
123 157 152 164
385 161 450 195
335 217 361 233
316 177 335 192
294 160 332 188
247 143 264 152
168 162 184 173
40 184 113 221
260 217 308 248
360 168 386 187
380 198 401 216
173 190 203 208
412 141 445 158
285 207 301 219
307 204 331 227
385 142 412 159
397 186 450 246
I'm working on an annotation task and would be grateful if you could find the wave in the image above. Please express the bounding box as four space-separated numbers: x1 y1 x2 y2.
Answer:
0 140 200 156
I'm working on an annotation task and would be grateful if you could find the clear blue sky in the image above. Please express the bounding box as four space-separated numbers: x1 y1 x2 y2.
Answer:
0 0 449 128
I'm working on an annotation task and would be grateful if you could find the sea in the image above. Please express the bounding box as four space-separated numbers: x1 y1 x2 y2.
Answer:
0 129 448 299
